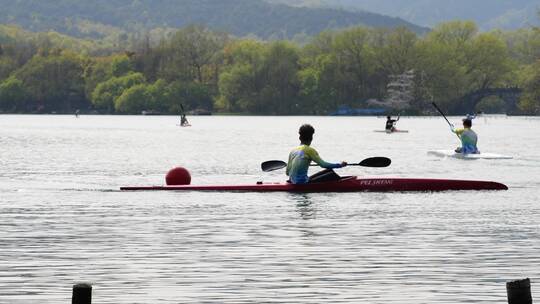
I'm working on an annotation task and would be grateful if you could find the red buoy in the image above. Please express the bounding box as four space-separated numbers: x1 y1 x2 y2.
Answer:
165 167 192 185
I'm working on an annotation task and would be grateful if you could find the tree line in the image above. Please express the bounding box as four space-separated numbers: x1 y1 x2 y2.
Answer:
1 21 539 115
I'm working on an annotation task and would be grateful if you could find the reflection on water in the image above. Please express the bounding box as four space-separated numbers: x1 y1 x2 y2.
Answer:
0 115 539 303
292 194 317 220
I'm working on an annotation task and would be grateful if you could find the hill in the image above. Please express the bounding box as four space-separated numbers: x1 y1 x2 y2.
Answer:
268 0 540 30
0 0 428 40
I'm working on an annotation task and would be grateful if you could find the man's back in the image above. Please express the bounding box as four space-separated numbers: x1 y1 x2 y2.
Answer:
385 119 396 130
456 128 478 153
287 145 317 184
287 145 341 184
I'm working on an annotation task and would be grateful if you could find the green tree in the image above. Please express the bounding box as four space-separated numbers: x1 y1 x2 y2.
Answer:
498 28 540 64
219 40 301 114
13 51 87 112
168 81 213 112
372 27 419 76
428 21 478 47
217 64 253 112
519 60 540 114
414 22 478 109
299 32 340 113
332 27 377 103
114 83 149 113
111 54 135 77
91 72 145 112
0 56 18 81
464 32 516 90
217 40 265 112
145 79 169 112
83 56 115 102
414 21 514 112
0 77 29 112
299 28 381 113
157 25 227 84
260 41 301 114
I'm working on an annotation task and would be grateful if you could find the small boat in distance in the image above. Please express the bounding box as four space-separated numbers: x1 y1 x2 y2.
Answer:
373 129 409 133
329 105 386 116
141 110 163 115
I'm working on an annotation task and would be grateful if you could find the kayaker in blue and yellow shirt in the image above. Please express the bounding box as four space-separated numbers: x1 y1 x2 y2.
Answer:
286 124 347 184
452 118 479 154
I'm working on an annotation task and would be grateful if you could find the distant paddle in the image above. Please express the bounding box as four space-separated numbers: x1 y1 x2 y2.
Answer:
179 103 190 126
261 157 391 172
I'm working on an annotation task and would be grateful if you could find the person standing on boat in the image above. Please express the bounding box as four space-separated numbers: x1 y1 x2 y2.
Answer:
385 115 400 132
452 118 479 154
286 124 347 184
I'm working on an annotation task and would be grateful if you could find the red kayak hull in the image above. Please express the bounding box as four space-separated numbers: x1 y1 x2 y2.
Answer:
120 176 508 192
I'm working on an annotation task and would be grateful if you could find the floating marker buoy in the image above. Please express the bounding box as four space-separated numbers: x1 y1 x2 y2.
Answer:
165 167 192 185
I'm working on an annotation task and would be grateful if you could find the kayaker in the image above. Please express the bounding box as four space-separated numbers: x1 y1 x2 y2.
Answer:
452 118 479 154
286 124 347 184
180 114 189 126
465 113 477 120
385 115 400 132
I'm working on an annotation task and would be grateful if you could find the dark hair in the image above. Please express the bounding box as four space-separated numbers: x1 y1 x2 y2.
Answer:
299 124 315 142
387 116 391 119
463 118 472 127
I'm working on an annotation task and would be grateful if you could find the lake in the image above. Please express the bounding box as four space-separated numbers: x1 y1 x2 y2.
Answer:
0 114 539 303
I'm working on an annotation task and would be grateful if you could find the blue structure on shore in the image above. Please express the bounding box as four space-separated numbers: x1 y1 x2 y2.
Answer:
329 105 386 116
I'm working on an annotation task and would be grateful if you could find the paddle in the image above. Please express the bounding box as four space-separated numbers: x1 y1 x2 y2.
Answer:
431 102 453 128
432 102 460 140
179 104 189 126
261 157 391 172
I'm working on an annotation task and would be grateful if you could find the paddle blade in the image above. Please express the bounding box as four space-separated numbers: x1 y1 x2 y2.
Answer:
358 157 391 168
261 160 287 172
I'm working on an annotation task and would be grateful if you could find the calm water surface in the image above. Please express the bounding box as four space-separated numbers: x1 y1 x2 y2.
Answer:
0 115 539 303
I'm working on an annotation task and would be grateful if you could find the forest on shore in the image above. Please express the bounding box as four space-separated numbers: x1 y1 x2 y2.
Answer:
1 20 539 115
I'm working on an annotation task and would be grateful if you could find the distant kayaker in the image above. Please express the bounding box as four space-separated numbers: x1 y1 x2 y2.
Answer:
385 115 400 132
180 114 189 126
465 112 478 120
452 118 479 154
286 124 347 184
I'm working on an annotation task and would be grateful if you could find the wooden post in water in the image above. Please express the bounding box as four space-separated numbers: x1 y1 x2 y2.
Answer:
72 283 92 304
507 278 532 304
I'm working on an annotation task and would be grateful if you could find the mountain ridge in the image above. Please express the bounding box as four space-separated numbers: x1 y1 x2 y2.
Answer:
267 0 540 30
0 0 429 40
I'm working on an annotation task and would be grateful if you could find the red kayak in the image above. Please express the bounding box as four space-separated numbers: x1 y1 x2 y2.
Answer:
121 176 507 192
